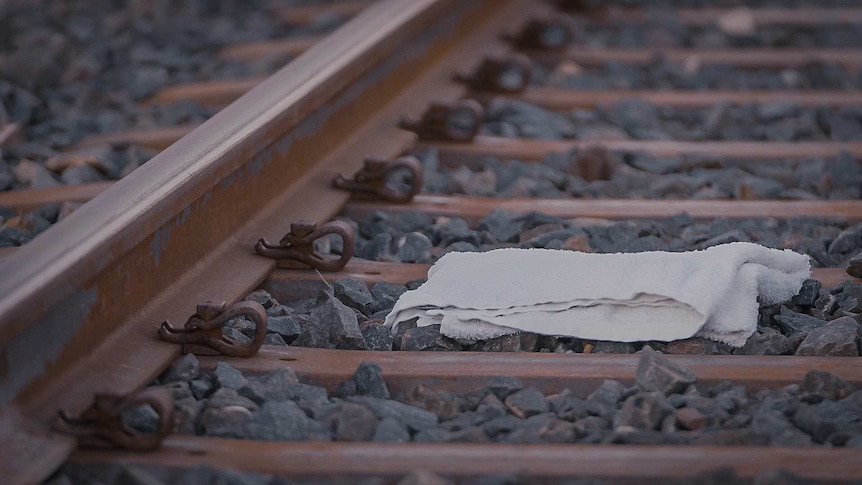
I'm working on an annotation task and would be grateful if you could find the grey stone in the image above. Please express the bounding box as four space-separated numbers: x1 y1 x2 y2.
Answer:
309 293 366 350
21 213 51 235
370 281 407 314
481 414 523 438
614 391 673 431
272 382 330 418
477 209 524 243
334 379 357 399
695 229 750 249
792 403 836 443
387 211 434 233
357 232 393 260
774 307 827 335
0 226 32 246
805 390 862 443
486 376 524 401
348 396 438 432
198 404 251 439
121 403 160 433
758 102 798 121
790 279 821 307
245 289 277 309
503 387 549 419
847 251 862 278
242 400 331 441
415 426 490 443
293 311 330 348
828 224 862 254
239 368 299 403
372 416 410 442
160 354 199 383
396 232 433 263
265 304 291 318
549 391 591 422
675 407 707 431
587 379 626 418
470 333 522 352
592 341 638 354
12 160 61 189
227 317 258 341
737 326 793 355
0 162 15 191
266 315 302 343
635 346 697 396
152 382 193 402
503 413 576 444
665 338 728 355
400 324 461 351
795 316 860 356
751 409 813 446
206 388 258 412
322 402 379 442
403 385 459 420
797 370 857 404
263 333 287 346
60 164 104 185
360 321 393 351
189 379 213 400
213 362 248 390
474 394 508 424
353 362 390 399
334 279 375 316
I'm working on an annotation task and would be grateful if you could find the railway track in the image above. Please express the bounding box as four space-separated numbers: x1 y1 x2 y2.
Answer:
2 0 862 483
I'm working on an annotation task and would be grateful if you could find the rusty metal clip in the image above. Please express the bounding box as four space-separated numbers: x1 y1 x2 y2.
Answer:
333 156 423 203
255 220 355 272
454 54 532 93
158 300 267 357
52 387 174 451
399 99 484 142
506 18 573 50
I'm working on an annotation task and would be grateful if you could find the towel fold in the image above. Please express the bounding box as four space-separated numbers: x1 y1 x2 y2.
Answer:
385 243 810 347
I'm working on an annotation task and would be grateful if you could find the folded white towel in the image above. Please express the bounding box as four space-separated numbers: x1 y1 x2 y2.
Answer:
385 243 810 347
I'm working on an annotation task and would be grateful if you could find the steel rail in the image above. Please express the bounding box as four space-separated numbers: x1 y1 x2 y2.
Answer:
0 0 530 482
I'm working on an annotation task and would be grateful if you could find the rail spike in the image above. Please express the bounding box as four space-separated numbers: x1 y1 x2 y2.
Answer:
333 156 423 203
158 300 267 357
52 387 174 451
399 99 484 142
255 220 355 272
454 54 532 93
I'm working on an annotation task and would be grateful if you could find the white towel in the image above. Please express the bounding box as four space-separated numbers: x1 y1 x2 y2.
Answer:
385 243 810 347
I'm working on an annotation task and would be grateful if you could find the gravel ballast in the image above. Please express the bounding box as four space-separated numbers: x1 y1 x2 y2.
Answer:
482 99 862 142
418 147 862 201
137 353 862 451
